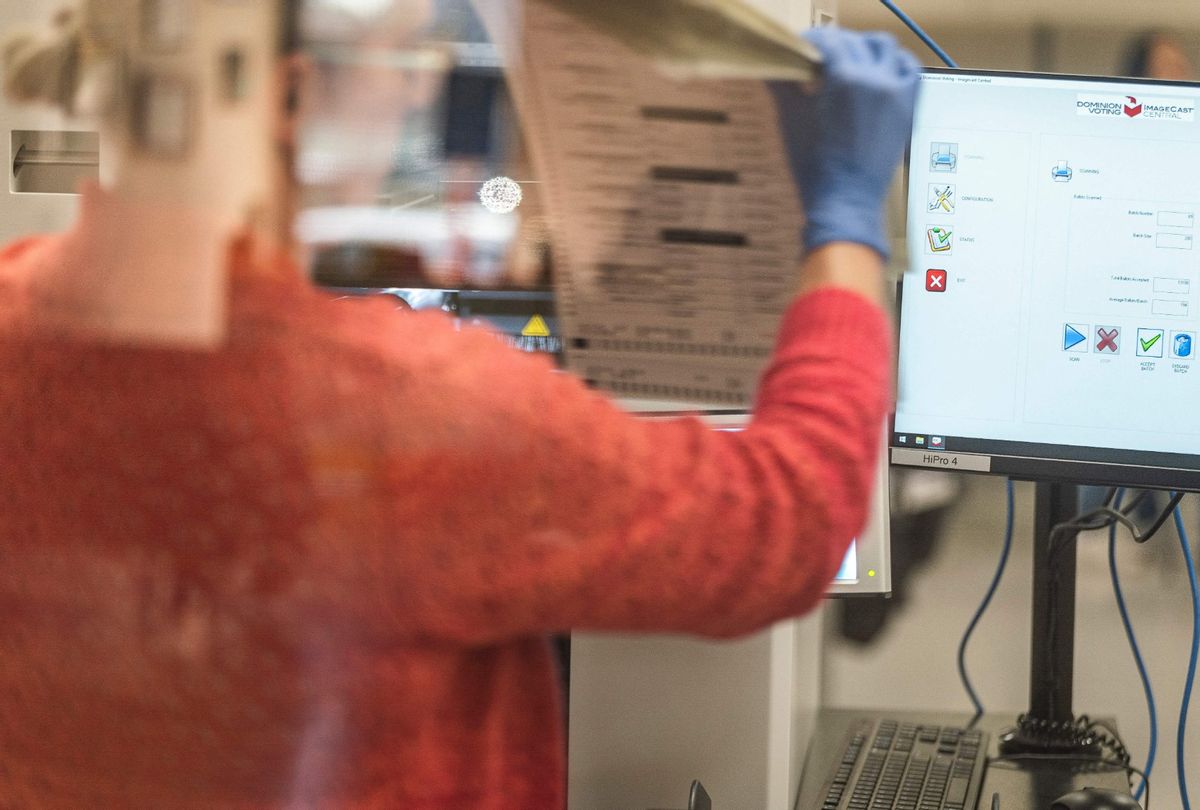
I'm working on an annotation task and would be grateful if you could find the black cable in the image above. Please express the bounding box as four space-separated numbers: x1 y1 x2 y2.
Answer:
1039 489 1185 730
1015 481 1169 808
1079 715 1133 765
1121 489 1153 517
1049 491 1185 563
988 754 1150 810
1008 715 1132 765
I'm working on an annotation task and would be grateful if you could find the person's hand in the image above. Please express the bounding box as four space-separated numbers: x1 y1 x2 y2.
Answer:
771 28 920 260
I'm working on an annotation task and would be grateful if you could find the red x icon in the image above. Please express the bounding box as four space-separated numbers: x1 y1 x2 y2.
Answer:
1096 327 1120 353
926 269 947 292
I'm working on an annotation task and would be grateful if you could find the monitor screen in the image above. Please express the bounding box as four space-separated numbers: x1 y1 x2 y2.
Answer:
893 69 1200 490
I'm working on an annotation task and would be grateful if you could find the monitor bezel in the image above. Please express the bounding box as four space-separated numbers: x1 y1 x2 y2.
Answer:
891 67 1200 492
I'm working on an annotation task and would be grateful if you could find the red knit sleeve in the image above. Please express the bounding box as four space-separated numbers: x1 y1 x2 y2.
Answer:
321 288 891 644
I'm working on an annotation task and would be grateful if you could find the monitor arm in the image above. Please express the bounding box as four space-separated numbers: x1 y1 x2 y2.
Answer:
998 480 1103 756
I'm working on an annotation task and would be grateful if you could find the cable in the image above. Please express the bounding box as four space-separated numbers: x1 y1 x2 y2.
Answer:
1083 716 1133 765
1037 491 1190 806
1006 714 1132 765
1048 491 1185 565
957 478 1014 727
877 0 958 68
1171 498 1198 810
1108 489 1158 802
988 754 1150 810
1030 488 1182 764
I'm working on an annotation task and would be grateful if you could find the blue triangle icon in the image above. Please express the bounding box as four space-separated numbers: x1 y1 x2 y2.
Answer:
1064 324 1086 351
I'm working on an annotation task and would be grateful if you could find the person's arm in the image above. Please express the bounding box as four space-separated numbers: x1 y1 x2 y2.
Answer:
345 281 887 644
305 29 917 645
797 241 884 301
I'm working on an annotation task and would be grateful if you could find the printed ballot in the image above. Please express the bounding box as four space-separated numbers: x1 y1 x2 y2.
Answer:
477 0 818 405
541 0 821 81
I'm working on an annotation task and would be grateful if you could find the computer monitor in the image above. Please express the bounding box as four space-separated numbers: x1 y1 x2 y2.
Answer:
893 68 1200 491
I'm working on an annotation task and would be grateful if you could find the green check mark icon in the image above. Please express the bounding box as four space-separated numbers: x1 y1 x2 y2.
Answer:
1140 333 1162 352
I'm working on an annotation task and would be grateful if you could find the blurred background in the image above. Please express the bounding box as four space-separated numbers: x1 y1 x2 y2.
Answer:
842 1 1200 76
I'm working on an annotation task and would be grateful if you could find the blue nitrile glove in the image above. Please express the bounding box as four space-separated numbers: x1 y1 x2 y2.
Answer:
771 27 920 260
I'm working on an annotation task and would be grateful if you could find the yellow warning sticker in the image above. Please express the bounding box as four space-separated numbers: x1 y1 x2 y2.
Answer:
521 314 551 338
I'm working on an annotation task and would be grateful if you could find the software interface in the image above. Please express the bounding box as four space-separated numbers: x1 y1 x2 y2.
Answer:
897 72 1200 464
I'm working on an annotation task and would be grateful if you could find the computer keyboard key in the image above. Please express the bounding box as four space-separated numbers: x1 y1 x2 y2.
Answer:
944 776 970 807
814 719 986 810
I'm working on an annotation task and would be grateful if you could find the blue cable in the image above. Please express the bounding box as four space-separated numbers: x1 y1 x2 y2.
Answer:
1171 497 1198 810
957 478 1015 724
878 0 959 68
1108 489 1157 801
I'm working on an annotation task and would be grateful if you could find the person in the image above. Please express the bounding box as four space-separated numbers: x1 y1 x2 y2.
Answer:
1122 30 1195 81
0 1 919 806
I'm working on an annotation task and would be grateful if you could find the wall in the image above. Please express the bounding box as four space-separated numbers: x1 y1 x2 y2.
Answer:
837 8 1200 77
0 0 86 241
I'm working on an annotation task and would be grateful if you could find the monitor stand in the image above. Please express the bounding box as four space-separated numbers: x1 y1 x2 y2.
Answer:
998 481 1106 758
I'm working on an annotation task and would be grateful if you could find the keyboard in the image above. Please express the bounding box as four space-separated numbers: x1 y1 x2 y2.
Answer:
814 719 988 810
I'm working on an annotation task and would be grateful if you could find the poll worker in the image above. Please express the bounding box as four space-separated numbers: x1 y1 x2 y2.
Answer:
1123 30 1195 82
0 1 919 807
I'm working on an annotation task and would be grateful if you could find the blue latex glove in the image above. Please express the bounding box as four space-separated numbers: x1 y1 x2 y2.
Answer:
771 28 920 259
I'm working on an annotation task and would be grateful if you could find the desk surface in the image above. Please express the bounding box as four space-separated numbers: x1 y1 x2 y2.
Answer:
796 709 1131 810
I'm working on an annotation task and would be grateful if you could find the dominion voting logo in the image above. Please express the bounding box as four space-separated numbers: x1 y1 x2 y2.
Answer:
1077 93 1195 121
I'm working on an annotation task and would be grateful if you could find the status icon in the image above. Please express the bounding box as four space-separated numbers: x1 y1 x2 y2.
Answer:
930 142 958 173
1173 331 1195 359
915 436 926 446
926 269 948 292
1137 328 1164 358
926 226 953 254
930 436 945 450
898 435 909 444
928 184 956 214
1064 323 1088 352
1051 161 1073 182
1095 326 1121 354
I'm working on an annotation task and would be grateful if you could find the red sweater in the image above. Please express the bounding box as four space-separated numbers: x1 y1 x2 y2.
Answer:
0 221 890 807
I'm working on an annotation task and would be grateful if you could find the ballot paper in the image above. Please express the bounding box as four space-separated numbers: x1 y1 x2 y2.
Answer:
478 0 810 405
540 0 821 81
